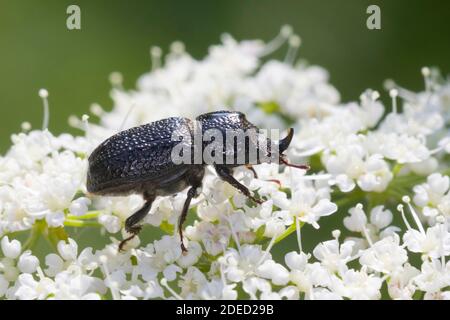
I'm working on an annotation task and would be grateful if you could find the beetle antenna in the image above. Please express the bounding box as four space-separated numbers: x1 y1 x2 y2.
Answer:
280 156 310 170
260 25 293 56
38 89 49 130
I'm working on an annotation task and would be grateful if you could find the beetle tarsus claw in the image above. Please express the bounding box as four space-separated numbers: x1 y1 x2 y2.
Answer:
252 197 264 205
118 234 135 252
180 242 188 254
118 225 142 252
280 157 310 170
267 179 282 187
125 224 142 234
245 165 258 179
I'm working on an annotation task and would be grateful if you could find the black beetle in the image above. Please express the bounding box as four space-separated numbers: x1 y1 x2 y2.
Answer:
87 110 307 252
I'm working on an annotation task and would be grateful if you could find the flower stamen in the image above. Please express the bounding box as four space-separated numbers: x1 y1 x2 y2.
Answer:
160 278 182 300
257 231 279 266
109 71 123 90
402 196 426 235
260 25 292 56
222 214 242 254
397 204 413 231
284 35 301 65
38 88 49 130
99 255 120 300
389 89 399 114
150 46 162 71
21 122 32 132
421 66 431 93
296 217 302 252
90 103 105 117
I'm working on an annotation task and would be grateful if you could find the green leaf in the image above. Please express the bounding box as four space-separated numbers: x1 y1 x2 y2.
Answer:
258 101 281 114
160 220 174 235
255 225 266 242
47 226 69 246
256 101 296 125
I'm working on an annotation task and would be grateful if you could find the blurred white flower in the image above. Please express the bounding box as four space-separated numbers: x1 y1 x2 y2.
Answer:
387 263 419 300
330 268 382 300
286 184 337 229
359 236 408 273
313 239 354 273
403 224 450 259
413 173 450 221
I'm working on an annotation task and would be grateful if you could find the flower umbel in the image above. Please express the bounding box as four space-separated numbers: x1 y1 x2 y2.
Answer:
0 27 449 300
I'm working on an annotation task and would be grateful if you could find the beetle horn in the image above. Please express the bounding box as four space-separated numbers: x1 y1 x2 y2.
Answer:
278 128 294 154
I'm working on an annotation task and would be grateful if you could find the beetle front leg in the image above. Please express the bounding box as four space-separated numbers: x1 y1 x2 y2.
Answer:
119 193 155 251
245 164 258 179
215 165 263 204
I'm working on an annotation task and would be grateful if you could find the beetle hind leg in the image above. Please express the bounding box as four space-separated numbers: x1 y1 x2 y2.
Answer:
119 193 155 251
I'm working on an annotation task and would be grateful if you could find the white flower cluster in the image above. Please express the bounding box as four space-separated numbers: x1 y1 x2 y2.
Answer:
0 28 449 300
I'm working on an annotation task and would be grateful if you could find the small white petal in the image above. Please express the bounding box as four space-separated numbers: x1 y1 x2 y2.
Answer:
18 251 39 274
57 238 78 261
69 197 91 216
256 260 290 285
1 236 21 259
46 211 65 228
370 206 393 229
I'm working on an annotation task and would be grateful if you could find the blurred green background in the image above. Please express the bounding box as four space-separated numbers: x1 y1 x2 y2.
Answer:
1 1 450 265
1 0 450 153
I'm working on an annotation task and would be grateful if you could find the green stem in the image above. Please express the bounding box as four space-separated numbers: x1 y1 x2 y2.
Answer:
22 222 42 252
386 187 407 201
64 219 102 228
392 163 404 177
334 196 359 208
275 221 304 244
67 210 101 220
229 197 237 210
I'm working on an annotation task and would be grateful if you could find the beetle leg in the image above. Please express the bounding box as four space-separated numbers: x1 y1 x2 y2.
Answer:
178 185 200 253
246 165 283 187
119 193 155 252
245 165 258 179
215 165 263 204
